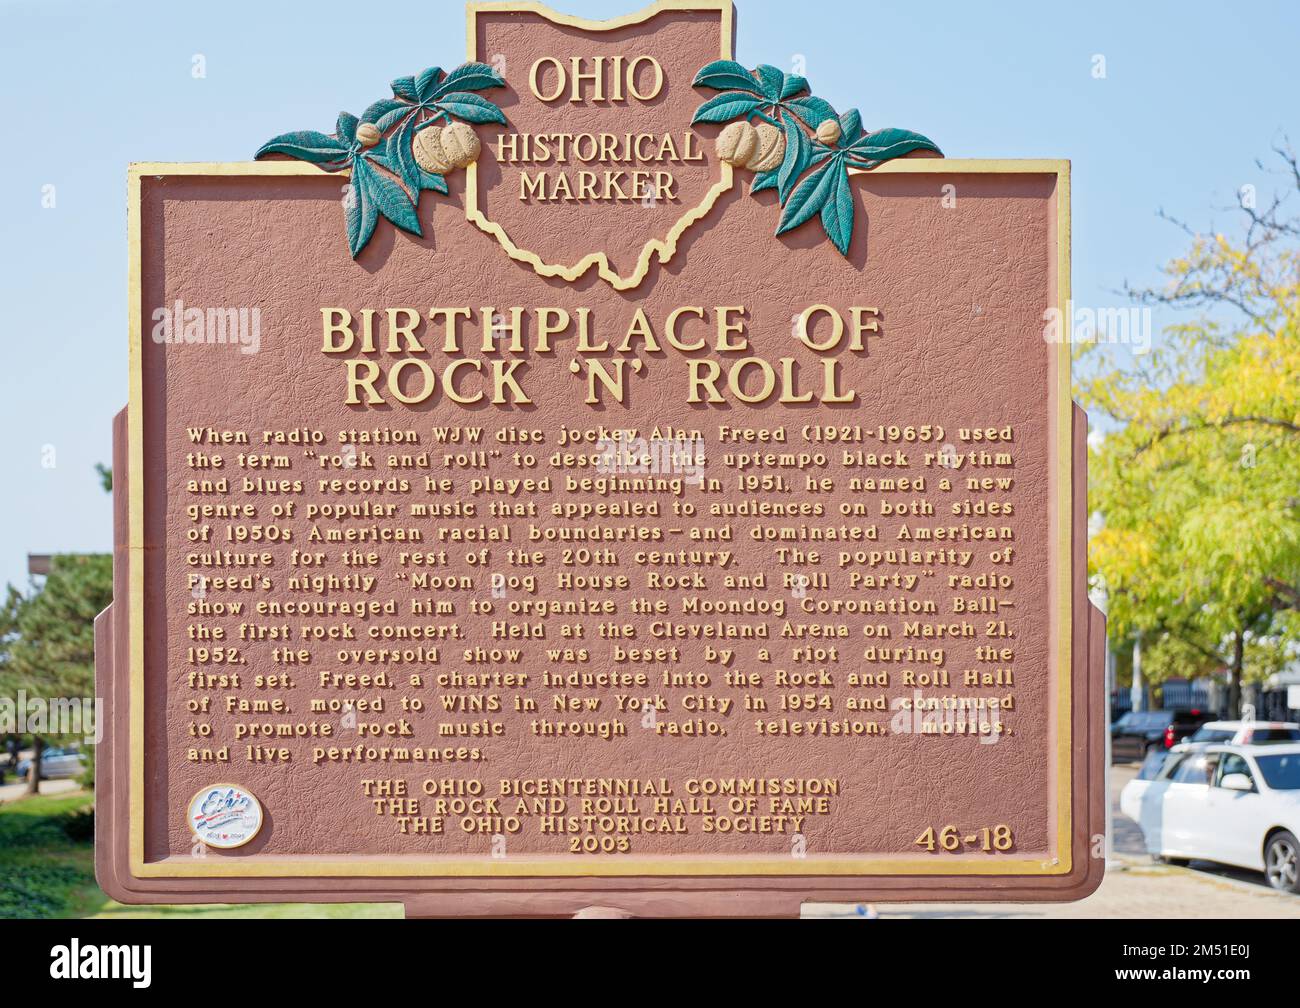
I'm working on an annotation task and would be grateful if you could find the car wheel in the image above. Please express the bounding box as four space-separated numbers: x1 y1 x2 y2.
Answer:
1157 855 1189 867
1265 831 1300 894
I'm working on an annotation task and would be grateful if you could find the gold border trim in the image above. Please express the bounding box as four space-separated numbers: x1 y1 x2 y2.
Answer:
137 854 1064 878
127 150 1071 878
463 0 735 291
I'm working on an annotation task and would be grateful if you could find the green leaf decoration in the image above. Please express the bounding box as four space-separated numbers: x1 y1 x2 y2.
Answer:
434 62 506 96
367 149 398 175
777 160 839 235
779 73 809 99
419 171 449 195
414 66 445 102
336 113 359 145
692 59 763 94
819 162 855 255
692 92 764 124
835 108 863 147
785 94 837 130
753 64 785 100
360 159 422 237
808 146 836 169
361 97 406 124
254 130 348 166
692 62 834 132
752 169 778 194
848 127 943 165
373 104 412 133
385 117 423 198
360 64 509 160
436 91 508 124
344 157 422 257
343 167 379 258
689 57 941 257
776 111 812 203
255 59 505 258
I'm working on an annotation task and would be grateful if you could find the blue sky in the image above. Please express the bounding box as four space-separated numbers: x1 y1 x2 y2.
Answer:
1 0 1297 591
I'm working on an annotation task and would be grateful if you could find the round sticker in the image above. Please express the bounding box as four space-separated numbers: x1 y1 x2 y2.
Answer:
187 784 263 849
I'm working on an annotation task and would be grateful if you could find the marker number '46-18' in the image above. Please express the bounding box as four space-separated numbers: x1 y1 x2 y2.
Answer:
915 825 1014 853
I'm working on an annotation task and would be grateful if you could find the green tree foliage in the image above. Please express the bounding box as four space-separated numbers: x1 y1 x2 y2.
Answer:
0 554 112 698
1079 143 1300 715
0 555 112 790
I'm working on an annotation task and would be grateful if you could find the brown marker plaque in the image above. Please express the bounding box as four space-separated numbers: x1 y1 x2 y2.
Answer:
97 1 1103 916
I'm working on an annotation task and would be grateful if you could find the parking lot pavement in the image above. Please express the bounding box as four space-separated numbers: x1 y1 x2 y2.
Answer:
1109 763 1147 856
803 763 1300 919
806 861 1300 918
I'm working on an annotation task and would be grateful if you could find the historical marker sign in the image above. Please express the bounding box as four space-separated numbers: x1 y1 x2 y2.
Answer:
97 0 1104 916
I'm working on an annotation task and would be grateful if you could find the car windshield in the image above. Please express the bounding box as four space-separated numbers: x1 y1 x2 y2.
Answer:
1247 728 1300 744
1255 753 1300 790
1136 749 1170 780
1190 727 1234 743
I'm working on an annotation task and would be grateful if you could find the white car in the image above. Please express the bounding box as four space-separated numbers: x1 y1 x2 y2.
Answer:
1182 721 1300 746
1120 743 1300 893
16 747 87 781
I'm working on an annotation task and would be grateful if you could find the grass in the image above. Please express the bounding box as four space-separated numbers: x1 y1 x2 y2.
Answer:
0 789 400 919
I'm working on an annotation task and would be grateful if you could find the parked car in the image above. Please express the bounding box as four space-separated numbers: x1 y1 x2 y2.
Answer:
1185 721 1300 746
1120 743 1300 892
1136 723 1300 778
17 747 87 781
1111 708 1216 761
1133 745 1175 781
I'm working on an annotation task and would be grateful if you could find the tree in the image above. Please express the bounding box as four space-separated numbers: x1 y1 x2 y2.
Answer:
1079 142 1300 717
0 586 27 781
0 555 112 792
0 463 115 791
